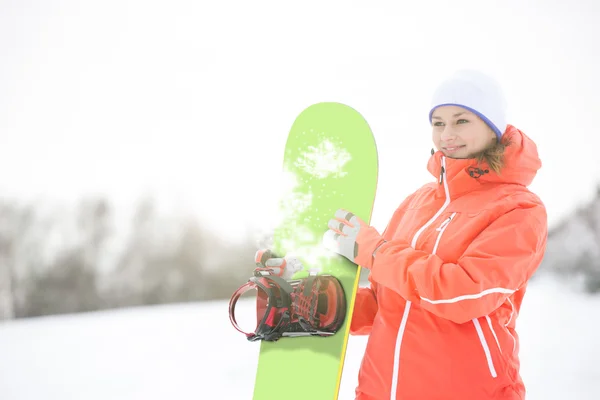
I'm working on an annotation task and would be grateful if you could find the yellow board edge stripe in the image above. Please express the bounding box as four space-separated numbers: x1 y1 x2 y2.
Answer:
332 264 363 399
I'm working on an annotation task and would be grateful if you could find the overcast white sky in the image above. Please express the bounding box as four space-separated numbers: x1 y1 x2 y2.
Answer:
1 0 599 241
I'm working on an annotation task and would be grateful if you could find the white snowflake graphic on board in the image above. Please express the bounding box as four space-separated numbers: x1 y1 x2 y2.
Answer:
294 138 351 179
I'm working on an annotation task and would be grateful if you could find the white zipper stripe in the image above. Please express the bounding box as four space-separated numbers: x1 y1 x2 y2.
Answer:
390 156 450 399
485 315 502 354
432 212 456 255
420 287 515 304
389 301 411 400
473 318 497 378
410 157 450 249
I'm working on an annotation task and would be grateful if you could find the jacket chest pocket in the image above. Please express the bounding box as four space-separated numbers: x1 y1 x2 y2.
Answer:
431 212 457 255
400 210 483 261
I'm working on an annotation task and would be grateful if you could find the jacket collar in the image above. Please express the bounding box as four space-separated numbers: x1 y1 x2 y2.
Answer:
426 125 542 198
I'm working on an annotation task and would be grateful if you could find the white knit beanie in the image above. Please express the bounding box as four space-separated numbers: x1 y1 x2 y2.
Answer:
428 69 508 139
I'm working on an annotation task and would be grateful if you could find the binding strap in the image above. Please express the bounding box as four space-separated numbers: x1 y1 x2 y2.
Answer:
228 274 294 342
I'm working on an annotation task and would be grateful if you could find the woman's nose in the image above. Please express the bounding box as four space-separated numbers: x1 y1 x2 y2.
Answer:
440 127 456 141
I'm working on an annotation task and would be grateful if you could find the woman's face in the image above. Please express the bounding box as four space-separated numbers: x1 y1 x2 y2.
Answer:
431 105 496 159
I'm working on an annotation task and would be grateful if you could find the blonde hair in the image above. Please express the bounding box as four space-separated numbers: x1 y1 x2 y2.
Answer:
473 135 512 174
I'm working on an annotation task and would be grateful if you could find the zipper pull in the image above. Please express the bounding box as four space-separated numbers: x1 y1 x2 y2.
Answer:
436 216 451 231
439 165 445 185
436 212 457 231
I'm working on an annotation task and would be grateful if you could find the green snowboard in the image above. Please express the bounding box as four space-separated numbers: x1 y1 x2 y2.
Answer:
253 102 378 400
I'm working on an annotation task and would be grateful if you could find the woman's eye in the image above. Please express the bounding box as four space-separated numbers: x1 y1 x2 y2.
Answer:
433 121 444 127
457 119 469 124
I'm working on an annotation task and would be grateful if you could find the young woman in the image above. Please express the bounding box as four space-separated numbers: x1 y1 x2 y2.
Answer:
322 69 548 399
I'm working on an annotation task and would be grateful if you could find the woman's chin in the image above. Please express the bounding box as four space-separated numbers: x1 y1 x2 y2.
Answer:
442 149 468 159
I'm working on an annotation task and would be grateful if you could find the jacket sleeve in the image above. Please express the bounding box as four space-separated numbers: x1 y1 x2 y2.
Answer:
349 274 379 335
369 204 548 324
349 192 419 335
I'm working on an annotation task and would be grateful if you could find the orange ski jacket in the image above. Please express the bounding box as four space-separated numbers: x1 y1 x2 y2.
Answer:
351 125 548 400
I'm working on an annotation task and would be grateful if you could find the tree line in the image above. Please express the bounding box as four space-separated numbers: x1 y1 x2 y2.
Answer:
0 196 257 319
1 186 600 320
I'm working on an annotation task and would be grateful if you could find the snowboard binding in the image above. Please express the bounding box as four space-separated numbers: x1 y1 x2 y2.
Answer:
228 251 347 342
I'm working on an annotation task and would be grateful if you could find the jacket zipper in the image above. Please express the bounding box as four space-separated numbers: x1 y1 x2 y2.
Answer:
410 157 451 249
389 156 450 400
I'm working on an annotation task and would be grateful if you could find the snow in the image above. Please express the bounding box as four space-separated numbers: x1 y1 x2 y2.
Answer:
1 274 599 400
294 137 352 180
268 134 354 269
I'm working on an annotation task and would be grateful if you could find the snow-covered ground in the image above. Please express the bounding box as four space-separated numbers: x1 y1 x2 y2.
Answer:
1 274 599 400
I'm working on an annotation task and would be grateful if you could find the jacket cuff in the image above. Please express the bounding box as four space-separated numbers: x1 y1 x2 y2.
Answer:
355 225 386 269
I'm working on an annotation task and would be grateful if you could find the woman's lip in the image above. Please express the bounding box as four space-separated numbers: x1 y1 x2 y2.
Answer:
443 145 465 152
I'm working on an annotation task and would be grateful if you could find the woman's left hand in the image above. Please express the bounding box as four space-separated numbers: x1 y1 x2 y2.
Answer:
322 209 385 268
